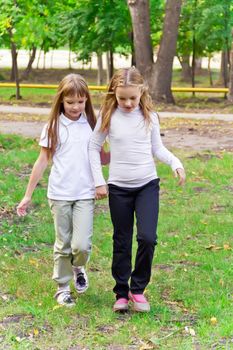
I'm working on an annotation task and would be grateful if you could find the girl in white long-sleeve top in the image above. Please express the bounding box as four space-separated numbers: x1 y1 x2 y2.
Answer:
89 67 186 312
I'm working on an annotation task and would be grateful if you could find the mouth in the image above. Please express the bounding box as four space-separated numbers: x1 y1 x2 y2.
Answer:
70 111 80 114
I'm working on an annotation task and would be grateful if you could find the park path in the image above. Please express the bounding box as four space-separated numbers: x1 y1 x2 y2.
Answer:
0 105 233 150
0 104 232 120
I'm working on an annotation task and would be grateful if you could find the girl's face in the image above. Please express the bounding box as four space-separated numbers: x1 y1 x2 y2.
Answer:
63 94 87 120
115 85 142 113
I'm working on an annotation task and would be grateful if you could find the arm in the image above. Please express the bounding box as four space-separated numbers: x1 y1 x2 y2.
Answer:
151 114 186 186
89 117 108 199
17 147 49 216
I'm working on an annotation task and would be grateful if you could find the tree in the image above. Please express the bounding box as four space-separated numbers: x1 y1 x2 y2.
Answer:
128 0 182 103
228 31 233 102
0 0 63 99
177 0 233 89
196 0 233 90
60 0 132 82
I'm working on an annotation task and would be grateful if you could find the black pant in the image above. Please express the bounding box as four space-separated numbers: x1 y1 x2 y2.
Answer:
108 179 160 299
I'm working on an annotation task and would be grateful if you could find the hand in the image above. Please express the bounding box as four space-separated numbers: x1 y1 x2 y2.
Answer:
174 168 186 186
95 185 108 200
16 196 31 217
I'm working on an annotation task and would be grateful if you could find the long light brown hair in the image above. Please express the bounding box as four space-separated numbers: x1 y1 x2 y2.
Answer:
100 67 154 132
46 74 96 157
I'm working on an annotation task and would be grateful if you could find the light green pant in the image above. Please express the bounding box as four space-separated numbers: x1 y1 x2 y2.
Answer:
48 199 94 285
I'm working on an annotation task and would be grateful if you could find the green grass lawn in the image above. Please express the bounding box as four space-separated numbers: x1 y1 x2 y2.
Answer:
0 134 233 350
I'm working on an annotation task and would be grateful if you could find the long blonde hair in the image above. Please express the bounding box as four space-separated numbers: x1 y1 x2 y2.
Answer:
100 67 154 132
46 74 96 157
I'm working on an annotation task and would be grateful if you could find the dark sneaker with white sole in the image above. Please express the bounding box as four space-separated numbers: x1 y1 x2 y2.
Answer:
55 290 75 307
73 266 89 294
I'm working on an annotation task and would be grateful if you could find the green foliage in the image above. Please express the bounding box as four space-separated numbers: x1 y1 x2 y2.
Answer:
177 0 233 58
150 0 165 47
58 0 132 62
0 0 65 52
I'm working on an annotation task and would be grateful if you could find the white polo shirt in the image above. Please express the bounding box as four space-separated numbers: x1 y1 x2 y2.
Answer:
39 113 95 200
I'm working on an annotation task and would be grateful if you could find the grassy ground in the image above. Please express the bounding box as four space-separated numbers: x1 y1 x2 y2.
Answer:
0 133 232 350
0 68 233 113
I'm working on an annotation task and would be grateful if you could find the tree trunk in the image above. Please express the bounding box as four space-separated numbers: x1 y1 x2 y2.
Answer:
179 55 191 82
127 0 153 78
207 56 213 86
227 36 233 102
8 27 21 99
11 43 20 99
106 52 110 83
109 50 114 78
228 50 233 101
150 0 182 103
20 46 36 81
128 0 182 103
37 49 42 69
106 51 114 82
191 28 196 97
219 50 229 87
68 40 72 69
97 54 104 85
43 51 46 69
129 31 136 66
195 57 202 73
10 54 17 81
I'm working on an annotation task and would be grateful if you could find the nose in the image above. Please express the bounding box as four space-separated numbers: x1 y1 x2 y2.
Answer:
125 99 131 107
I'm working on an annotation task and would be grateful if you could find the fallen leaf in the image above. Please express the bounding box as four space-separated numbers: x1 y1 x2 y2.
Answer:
33 329 39 336
29 258 39 267
210 317 217 325
52 305 63 311
205 245 222 251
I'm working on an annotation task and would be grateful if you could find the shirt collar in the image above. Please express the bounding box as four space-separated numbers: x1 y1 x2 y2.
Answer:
60 113 87 126
117 106 140 114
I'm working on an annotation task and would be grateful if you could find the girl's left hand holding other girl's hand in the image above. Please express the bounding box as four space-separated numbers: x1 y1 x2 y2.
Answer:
174 168 186 186
95 185 108 200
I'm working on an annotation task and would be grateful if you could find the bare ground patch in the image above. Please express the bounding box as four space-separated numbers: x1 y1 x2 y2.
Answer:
1 115 233 151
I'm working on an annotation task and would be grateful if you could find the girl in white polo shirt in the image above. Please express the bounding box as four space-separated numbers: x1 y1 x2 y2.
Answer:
17 74 98 307
89 67 186 313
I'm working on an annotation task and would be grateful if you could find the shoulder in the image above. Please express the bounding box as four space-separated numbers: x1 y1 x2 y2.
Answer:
40 123 49 138
150 111 160 130
150 111 159 125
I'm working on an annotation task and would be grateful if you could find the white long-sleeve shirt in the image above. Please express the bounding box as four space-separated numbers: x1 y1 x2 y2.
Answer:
89 106 183 188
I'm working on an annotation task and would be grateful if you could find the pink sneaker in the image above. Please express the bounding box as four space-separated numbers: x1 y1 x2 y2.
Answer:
113 298 129 312
128 291 150 312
